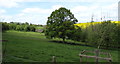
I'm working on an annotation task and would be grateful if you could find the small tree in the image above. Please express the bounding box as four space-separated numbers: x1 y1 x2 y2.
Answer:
45 7 78 42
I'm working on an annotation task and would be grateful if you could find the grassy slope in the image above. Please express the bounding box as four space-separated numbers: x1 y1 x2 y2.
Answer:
2 30 118 62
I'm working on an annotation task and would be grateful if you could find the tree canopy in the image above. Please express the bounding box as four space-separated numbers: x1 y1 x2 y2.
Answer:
45 7 78 42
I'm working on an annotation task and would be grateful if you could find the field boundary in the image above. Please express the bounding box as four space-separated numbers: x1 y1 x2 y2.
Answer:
79 50 112 63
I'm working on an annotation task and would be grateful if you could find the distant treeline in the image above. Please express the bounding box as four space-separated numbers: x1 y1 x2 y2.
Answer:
1 22 43 32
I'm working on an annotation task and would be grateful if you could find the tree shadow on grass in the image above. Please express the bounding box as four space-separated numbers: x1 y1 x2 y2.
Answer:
49 40 119 51
49 40 93 47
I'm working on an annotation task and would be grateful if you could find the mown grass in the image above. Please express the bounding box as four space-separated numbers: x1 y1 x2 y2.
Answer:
2 30 119 62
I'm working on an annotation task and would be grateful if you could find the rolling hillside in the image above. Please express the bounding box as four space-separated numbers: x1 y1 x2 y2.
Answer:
2 30 118 62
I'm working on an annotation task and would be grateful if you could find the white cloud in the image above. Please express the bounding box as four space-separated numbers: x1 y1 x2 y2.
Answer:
22 5 64 14
52 5 64 10
22 0 120 2
22 8 51 14
18 5 64 24
1 0 119 8
0 4 64 24
71 5 99 15
72 6 88 13
1 1 118 24
0 0 19 8
0 0 42 8
0 15 13 22
12 14 48 25
71 5 99 23
70 2 118 23
0 9 6 14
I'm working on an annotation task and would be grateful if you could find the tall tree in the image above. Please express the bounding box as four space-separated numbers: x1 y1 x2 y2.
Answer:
45 7 78 42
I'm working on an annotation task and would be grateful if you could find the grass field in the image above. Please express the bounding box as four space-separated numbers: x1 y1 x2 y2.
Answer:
2 30 119 62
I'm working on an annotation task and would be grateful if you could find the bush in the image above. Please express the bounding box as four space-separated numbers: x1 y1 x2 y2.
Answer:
30 26 36 32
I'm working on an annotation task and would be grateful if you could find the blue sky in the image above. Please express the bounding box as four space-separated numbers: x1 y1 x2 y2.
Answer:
0 0 119 25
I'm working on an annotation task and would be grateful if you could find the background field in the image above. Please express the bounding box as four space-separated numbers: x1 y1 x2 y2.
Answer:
75 21 119 28
2 30 118 62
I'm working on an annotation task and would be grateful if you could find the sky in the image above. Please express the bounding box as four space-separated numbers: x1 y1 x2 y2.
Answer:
0 0 119 25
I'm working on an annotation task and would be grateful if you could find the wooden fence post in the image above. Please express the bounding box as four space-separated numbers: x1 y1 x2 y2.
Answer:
52 56 56 63
79 50 85 62
80 55 82 62
95 49 99 63
108 53 112 62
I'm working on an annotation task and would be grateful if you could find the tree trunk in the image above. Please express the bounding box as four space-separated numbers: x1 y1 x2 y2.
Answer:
63 37 65 43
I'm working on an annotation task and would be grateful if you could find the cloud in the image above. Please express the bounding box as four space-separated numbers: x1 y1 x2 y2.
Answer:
0 4 64 24
72 6 88 14
71 2 118 23
22 8 51 14
31 0 119 2
0 0 42 8
12 14 48 25
0 0 19 8
1 1 118 24
17 13 25 16
0 9 6 14
52 5 64 10
0 15 13 22
18 5 64 24
22 5 64 14
1 0 119 8
71 5 99 15
71 5 98 22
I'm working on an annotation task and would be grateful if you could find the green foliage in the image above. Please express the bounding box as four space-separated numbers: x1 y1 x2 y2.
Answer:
45 7 78 42
68 26 81 41
80 29 87 42
24 25 31 31
16 25 24 31
84 21 119 49
1 22 9 32
9 23 17 30
29 26 36 32
1 22 36 32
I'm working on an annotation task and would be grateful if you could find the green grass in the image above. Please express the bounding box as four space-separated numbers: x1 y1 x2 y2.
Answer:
2 30 119 62
35 26 44 30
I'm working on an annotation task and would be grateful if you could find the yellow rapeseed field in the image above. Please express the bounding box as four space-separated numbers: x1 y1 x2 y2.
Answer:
75 21 119 28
